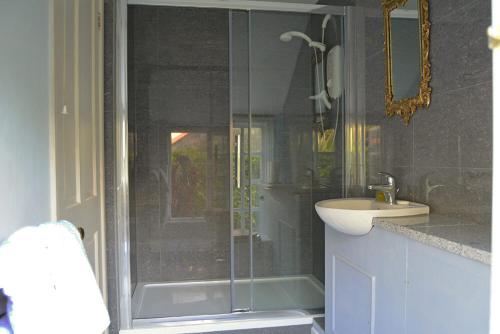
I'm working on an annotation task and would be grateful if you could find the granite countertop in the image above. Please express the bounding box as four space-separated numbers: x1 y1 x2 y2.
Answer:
373 214 491 265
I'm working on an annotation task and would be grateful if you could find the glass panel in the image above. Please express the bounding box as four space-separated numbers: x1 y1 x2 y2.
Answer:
251 156 261 180
250 128 262 152
230 10 252 312
248 10 343 312
251 185 260 207
128 5 231 319
170 132 207 219
129 4 342 320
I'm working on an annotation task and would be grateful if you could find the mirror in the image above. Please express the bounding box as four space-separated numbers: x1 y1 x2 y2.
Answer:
382 0 431 125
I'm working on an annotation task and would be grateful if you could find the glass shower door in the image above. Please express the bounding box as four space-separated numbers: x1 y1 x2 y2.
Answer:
127 3 342 321
232 9 343 313
247 10 318 312
229 6 344 315
128 5 233 319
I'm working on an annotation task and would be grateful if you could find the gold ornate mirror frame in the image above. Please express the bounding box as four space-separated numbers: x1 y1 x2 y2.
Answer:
382 0 431 125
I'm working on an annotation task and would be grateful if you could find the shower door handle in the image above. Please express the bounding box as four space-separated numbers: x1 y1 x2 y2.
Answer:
236 133 241 189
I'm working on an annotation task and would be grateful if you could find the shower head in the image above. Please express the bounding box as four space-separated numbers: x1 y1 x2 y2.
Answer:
279 32 293 42
279 31 312 44
322 14 332 29
279 31 326 52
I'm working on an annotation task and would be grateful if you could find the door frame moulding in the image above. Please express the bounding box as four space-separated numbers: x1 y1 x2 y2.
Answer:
127 0 346 15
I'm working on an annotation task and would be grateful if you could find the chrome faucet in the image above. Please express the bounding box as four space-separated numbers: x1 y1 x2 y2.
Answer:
368 172 398 205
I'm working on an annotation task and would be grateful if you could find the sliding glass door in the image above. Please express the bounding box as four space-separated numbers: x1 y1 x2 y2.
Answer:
127 4 342 320
128 5 233 319
230 9 343 313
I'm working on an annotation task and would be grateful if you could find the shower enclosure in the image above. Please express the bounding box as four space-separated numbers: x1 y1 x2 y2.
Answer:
115 0 353 329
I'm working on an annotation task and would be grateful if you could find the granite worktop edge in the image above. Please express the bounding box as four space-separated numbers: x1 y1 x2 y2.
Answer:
373 217 491 265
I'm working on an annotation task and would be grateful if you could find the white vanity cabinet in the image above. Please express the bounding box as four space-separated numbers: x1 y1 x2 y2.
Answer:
405 238 490 334
325 225 490 334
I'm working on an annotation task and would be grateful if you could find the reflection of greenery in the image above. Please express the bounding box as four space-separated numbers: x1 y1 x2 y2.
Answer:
317 129 335 153
316 129 336 180
243 155 261 180
211 134 230 210
234 211 241 230
251 156 261 179
172 146 206 216
213 165 227 207
251 212 258 230
233 184 241 208
251 185 259 207
317 154 334 179
233 211 258 234
232 184 259 209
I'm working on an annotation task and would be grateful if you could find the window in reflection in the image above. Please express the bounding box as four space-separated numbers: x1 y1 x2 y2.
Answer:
170 132 208 220
168 130 229 223
233 126 267 235
366 125 382 185
315 129 337 183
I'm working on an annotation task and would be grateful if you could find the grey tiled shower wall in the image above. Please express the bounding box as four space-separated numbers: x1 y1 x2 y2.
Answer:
126 6 334 284
128 5 233 283
358 0 492 225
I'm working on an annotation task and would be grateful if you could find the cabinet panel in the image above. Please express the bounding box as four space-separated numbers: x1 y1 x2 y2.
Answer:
333 256 374 334
406 239 490 334
325 227 407 334
325 225 490 334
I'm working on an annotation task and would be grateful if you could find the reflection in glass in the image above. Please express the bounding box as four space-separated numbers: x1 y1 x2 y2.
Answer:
232 126 262 236
170 132 207 219
390 1 421 100
248 10 343 312
127 5 343 320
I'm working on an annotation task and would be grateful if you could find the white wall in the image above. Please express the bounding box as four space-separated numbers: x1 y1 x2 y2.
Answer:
0 0 52 240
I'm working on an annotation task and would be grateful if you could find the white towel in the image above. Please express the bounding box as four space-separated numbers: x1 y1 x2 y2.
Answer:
0 221 110 334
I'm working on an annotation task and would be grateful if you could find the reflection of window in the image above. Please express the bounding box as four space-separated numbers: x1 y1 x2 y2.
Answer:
170 132 207 220
233 126 268 236
366 125 382 185
167 129 229 223
315 129 336 182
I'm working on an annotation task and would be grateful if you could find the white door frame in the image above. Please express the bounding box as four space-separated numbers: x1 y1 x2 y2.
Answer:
50 0 107 324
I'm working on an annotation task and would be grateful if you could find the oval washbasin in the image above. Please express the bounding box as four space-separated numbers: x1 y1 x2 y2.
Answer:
315 198 429 236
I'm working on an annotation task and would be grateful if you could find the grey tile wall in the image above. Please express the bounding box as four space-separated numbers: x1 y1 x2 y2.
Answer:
360 0 492 225
128 5 232 283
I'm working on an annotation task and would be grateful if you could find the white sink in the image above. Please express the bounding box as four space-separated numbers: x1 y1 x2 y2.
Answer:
315 198 429 236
